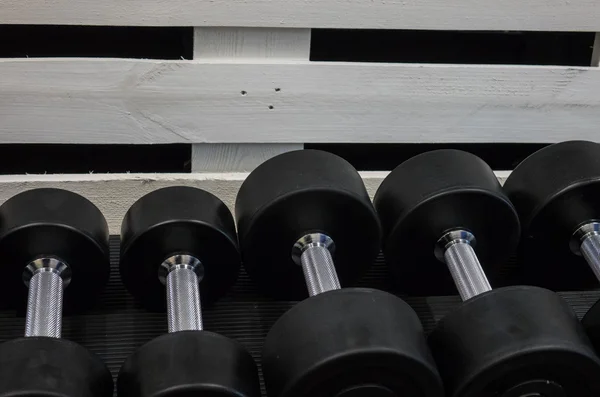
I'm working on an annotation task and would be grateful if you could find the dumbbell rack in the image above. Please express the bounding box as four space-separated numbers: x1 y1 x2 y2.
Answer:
0 174 594 396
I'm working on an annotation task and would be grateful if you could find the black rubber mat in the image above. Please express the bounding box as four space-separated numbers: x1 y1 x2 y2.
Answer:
0 236 598 396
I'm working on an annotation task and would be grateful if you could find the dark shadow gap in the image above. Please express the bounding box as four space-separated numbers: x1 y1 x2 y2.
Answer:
0 144 191 174
306 143 549 171
311 30 595 66
0 25 193 59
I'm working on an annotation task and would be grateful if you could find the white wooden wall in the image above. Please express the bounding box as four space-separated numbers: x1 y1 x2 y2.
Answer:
0 0 599 171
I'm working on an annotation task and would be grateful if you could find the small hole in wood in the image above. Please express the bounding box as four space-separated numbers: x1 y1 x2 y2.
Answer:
275 88 281 92
268 105 274 110
241 90 247 96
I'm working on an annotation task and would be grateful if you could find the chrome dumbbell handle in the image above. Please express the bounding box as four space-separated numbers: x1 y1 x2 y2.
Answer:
437 230 492 301
23 258 71 338
293 233 341 297
161 255 204 333
573 222 600 282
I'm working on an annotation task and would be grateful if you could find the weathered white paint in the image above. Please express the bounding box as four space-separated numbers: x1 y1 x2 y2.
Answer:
191 143 303 171
0 171 511 234
194 28 311 60
593 33 600 67
192 28 308 171
0 0 598 31
1 59 599 144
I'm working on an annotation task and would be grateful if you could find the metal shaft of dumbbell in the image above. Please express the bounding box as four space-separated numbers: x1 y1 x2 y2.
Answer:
24 258 70 338
161 254 204 333
293 233 341 297
437 230 492 301
573 222 600 283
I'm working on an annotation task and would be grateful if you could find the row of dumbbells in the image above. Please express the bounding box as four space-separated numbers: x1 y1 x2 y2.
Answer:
1 140 600 397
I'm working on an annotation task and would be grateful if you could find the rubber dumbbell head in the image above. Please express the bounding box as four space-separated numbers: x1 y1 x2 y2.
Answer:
374 149 518 296
503 141 600 352
236 150 443 397
0 188 113 397
118 186 260 397
429 286 600 397
120 186 241 310
375 150 600 397
236 149 382 300
503 141 600 290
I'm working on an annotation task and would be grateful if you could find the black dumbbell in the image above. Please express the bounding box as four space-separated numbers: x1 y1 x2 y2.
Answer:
236 150 443 397
0 188 113 397
503 140 600 351
117 186 260 397
375 149 600 397
503 140 600 292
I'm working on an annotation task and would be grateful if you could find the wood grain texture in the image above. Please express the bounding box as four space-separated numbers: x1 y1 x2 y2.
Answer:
0 0 598 31
192 28 308 171
194 28 310 60
593 33 600 67
1 58 599 144
191 143 303 171
0 171 510 234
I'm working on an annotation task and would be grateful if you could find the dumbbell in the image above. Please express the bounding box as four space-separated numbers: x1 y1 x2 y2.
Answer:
116 186 260 397
235 150 443 397
502 140 600 351
0 188 113 397
375 149 600 397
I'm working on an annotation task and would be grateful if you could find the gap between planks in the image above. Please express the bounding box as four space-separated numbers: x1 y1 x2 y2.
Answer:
0 171 511 234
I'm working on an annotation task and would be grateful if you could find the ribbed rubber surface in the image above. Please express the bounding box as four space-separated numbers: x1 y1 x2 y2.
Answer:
0 236 597 397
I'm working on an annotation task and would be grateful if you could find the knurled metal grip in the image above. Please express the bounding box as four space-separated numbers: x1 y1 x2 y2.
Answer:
572 222 600 283
160 254 204 333
436 230 492 301
292 233 341 297
23 258 71 338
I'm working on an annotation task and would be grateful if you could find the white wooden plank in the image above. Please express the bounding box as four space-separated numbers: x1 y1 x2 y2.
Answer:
0 171 511 234
593 33 600 67
191 143 303 171
192 28 308 171
0 0 598 31
1 58 599 144
194 28 310 60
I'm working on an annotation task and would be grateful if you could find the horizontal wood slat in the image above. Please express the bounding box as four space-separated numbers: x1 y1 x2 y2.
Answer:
0 171 511 234
0 0 598 31
1 59 599 144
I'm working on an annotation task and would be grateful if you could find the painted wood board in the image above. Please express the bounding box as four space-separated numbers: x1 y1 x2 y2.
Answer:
0 171 511 234
191 143 303 171
1 58 599 144
191 28 308 171
194 28 311 61
0 0 598 31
